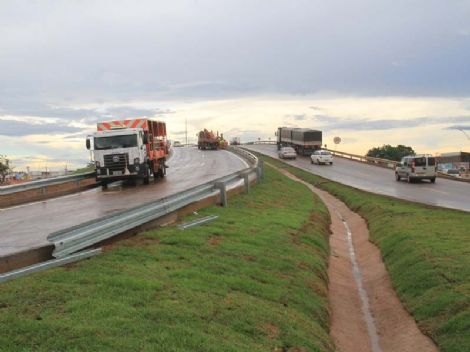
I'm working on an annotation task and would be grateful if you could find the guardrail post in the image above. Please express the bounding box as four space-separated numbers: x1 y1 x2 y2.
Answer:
41 186 47 195
215 182 228 207
256 160 264 181
241 171 250 193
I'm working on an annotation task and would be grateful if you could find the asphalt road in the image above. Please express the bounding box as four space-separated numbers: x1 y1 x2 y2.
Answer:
245 144 470 213
0 147 248 257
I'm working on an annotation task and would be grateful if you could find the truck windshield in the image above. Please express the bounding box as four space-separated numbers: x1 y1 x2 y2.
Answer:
94 135 138 150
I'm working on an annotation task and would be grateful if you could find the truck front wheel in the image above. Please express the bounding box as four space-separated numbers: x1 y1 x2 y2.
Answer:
143 165 151 185
157 160 166 178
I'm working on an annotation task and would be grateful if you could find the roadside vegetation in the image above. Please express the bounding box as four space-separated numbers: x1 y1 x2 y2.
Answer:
0 154 12 184
366 144 415 161
260 154 470 352
0 166 333 352
71 163 95 175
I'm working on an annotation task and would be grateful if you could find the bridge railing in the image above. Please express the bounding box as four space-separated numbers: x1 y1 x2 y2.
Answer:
244 140 276 145
327 149 398 169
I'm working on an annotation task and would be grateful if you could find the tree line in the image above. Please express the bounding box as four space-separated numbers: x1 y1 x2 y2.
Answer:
366 145 415 161
0 155 12 184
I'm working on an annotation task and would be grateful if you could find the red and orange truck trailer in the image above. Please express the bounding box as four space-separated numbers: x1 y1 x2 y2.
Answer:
86 118 168 187
197 129 228 150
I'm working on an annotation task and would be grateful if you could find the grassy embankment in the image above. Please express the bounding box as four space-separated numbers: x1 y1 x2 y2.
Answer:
0 166 334 352
259 154 470 352
71 165 94 175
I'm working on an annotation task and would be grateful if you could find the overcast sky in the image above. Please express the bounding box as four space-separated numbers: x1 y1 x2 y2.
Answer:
1 0 470 170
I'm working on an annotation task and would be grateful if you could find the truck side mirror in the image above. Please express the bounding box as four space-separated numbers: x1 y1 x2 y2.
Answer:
143 132 148 144
86 138 91 150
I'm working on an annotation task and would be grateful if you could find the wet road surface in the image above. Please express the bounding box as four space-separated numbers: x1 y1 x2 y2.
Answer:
0 147 248 257
245 144 470 212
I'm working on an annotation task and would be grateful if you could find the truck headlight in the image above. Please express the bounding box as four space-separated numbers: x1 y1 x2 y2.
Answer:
95 161 101 168
134 158 140 165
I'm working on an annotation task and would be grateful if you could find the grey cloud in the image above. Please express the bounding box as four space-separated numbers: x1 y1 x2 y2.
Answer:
217 127 267 141
281 116 300 127
13 156 90 170
311 115 470 131
224 128 260 134
309 106 323 111
0 99 173 122
446 125 470 130
238 130 271 142
1 1 470 102
222 128 268 141
0 100 98 120
169 131 193 141
63 133 88 139
284 114 307 121
103 107 175 119
0 119 82 136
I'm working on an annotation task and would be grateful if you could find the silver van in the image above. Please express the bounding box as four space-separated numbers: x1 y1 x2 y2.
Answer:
395 155 437 183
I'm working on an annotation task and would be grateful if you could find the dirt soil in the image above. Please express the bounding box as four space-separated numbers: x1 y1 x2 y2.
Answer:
276 167 438 352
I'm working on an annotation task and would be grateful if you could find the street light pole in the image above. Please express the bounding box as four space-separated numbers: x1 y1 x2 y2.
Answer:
458 128 470 140
185 118 188 145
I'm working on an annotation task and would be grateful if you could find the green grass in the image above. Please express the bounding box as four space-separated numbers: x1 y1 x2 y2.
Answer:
71 166 94 175
0 166 334 352
259 154 470 352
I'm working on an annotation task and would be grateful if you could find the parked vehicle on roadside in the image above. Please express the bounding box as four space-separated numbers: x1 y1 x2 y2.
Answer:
395 155 437 183
442 169 461 177
278 147 297 159
311 150 333 165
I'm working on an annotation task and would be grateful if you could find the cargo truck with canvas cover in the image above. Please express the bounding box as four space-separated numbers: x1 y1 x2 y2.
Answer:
276 127 322 156
86 118 168 188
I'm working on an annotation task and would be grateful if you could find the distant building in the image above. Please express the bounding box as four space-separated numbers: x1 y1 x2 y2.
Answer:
29 170 65 180
438 152 469 171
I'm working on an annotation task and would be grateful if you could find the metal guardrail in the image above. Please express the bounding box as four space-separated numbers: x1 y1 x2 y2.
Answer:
0 171 95 195
243 140 276 145
178 215 219 230
0 249 101 284
326 149 398 169
227 145 258 166
328 150 470 182
47 148 261 258
436 171 470 182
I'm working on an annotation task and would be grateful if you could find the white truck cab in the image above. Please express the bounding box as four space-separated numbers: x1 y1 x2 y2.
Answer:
86 128 150 186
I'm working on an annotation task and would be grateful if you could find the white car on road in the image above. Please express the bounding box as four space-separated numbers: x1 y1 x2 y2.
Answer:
311 150 333 165
278 147 297 159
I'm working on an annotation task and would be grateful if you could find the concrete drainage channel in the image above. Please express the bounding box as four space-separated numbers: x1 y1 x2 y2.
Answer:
0 147 262 283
